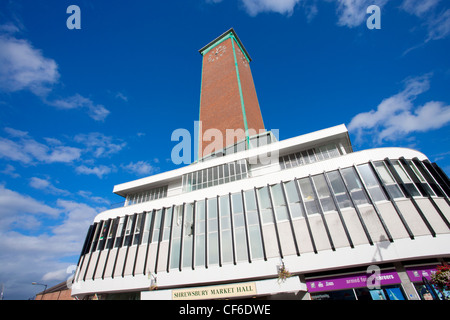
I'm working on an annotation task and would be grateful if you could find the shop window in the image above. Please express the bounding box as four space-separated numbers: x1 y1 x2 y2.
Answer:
311 289 356 300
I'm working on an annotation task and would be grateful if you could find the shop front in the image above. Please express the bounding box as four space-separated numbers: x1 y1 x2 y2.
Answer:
306 269 406 300
406 265 450 300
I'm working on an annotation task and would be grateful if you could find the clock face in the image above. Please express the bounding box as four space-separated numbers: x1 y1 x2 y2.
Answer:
236 47 248 67
207 45 227 63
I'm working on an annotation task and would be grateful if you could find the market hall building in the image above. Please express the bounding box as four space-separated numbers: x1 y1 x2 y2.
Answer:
71 29 450 301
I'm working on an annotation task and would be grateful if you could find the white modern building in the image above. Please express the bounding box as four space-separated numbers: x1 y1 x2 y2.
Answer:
72 29 450 301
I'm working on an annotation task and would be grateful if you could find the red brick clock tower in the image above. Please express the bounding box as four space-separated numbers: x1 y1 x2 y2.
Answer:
198 28 265 159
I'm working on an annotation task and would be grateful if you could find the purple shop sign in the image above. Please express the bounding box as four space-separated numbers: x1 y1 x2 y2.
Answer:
306 270 401 293
406 265 437 282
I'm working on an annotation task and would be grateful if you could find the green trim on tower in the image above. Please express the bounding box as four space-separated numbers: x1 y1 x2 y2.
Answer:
231 36 250 149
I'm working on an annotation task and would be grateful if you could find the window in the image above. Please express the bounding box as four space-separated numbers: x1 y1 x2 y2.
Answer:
312 174 337 212
220 195 233 264
257 186 274 224
340 167 369 206
244 190 264 260
207 198 219 266
298 178 320 215
150 210 162 243
195 200 206 267
357 164 387 202
114 217 125 248
126 186 168 206
141 211 153 244
182 203 194 268
170 205 183 269
270 184 289 221
182 160 248 192
279 143 343 170
391 160 421 197
106 218 119 249
373 161 404 199
406 160 435 196
326 171 353 209
162 207 173 241
132 213 144 246
232 192 248 262
283 180 305 218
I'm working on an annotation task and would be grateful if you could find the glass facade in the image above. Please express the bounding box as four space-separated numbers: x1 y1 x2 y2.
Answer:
182 159 248 192
279 143 344 170
77 158 450 282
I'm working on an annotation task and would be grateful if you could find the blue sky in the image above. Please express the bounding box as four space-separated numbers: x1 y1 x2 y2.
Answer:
0 0 449 300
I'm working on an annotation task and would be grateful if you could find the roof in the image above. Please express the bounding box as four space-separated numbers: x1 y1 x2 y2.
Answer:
198 28 252 62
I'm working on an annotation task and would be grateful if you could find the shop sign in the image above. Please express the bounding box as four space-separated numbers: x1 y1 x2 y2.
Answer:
172 282 257 300
406 265 437 282
306 270 400 293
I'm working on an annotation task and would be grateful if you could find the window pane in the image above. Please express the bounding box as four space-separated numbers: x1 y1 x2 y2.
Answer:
299 178 319 215
284 181 300 203
341 167 368 205
244 190 257 211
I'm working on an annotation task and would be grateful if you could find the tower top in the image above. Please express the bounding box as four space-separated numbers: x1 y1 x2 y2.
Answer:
199 28 252 62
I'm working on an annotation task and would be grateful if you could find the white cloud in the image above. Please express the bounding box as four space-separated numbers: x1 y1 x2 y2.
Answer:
122 161 159 176
46 94 110 122
348 74 450 144
240 0 301 16
0 187 101 299
0 128 82 164
0 184 61 231
425 8 450 42
74 132 126 158
334 0 387 27
0 26 110 121
75 164 115 178
29 177 70 196
1 164 20 178
0 34 59 96
400 0 440 17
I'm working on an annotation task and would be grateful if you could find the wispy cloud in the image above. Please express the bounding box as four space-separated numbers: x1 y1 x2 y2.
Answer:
0 185 102 299
348 74 450 144
74 132 126 158
122 160 159 176
29 177 70 196
75 164 116 179
0 24 110 121
334 0 387 28
46 94 110 122
0 34 59 96
0 128 82 165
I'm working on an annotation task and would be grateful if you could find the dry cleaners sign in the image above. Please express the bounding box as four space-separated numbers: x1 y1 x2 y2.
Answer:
172 282 257 300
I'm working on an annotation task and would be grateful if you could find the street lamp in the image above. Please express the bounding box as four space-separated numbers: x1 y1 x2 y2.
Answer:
32 282 47 300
